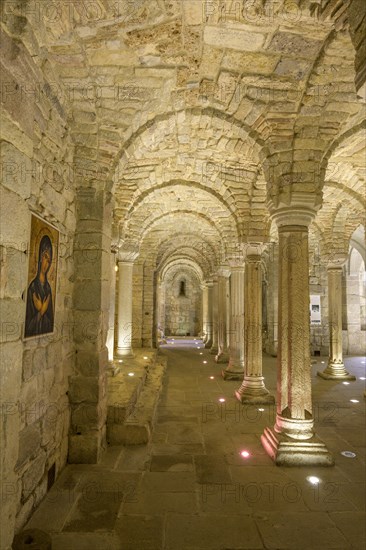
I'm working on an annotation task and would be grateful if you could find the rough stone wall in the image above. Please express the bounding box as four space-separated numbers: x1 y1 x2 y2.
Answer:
0 27 75 547
165 270 202 336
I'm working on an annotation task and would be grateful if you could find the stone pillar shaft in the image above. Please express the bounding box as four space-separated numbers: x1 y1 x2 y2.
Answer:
202 284 209 342
235 248 273 400
205 281 213 348
106 252 117 361
116 261 134 357
215 269 230 363
261 213 333 466
329 268 343 360
222 266 244 379
318 265 355 380
276 225 313 433
210 279 219 354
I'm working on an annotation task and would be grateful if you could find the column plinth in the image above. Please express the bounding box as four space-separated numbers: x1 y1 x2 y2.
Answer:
318 265 355 380
261 207 333 466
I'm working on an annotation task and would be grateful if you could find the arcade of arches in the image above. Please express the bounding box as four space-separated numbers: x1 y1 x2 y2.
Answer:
1 1 365 548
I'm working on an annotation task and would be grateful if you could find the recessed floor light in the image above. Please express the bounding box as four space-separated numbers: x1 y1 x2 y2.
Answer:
343 382 350 385
219 398 225 403
118 360 123 363
359 377 366 380
361 361 365 364
143 356 148 359
128 372 134 377
350 399 359 403
307 476 321 485
203 360 207 364
321 361 325 364
341 451 356 458
240 450 250 458
209 376 214 379
258 408 265 412
200 352 203 355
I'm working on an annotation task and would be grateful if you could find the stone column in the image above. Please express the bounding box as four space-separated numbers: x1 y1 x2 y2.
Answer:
215 266 230 363
266 243 279 356
116 246 139 357
222 262 245 380
69 187 111 464
261 207 333 466
157 279 167 345
205 280 213 348
201 283 209 342
236 245 274 401
106 247 117 362
210 277 219 355
318 259 355 380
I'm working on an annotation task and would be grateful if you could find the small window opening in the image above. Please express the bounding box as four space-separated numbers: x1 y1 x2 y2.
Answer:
179 280 186 297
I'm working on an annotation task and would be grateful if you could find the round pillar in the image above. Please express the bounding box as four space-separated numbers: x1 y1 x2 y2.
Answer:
261 207 333 466
222 263 245 380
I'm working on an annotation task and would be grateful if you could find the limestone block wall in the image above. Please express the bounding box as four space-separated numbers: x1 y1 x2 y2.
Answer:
164 270 202 336
0 27 76 547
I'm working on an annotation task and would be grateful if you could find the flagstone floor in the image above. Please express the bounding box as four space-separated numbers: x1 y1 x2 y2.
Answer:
25 339 366 549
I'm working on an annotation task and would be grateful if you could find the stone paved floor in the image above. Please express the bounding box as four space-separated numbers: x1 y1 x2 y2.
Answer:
26 339 366 549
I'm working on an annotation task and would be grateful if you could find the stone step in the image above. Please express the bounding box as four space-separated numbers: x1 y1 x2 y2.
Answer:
106 350 157 425
107 354 166 445
107 367 147 426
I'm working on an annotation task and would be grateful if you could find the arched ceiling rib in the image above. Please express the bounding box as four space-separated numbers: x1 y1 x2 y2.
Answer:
3 0 364 275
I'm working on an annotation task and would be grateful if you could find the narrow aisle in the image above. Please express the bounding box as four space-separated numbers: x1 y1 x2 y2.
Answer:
25 339 365 550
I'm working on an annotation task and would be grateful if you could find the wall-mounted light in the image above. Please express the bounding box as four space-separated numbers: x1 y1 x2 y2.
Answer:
115 265 118 272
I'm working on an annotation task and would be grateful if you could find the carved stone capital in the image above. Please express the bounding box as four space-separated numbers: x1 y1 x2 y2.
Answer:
216 265 231 278
227 256 245 269
327 253 348 270
268 194 320 228
243 242 267 259
118 243 139 263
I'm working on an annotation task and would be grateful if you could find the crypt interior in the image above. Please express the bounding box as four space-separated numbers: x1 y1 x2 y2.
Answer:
0 0 366 548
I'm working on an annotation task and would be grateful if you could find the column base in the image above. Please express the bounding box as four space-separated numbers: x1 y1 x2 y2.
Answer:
261 427 334 466
235 376 275 404
235 390 275 404
209 346 218 355
116 348 134 358
215 352 229 364
317 362 356 380
222 365 243 380
205 339 212 349
221 369 244 380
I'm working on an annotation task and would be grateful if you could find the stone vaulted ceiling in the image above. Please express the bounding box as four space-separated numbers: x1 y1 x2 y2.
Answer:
3 0 364 275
